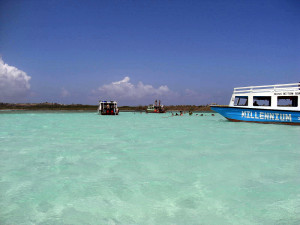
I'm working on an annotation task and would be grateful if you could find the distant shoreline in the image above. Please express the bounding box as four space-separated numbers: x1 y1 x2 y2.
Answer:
0 103 213 112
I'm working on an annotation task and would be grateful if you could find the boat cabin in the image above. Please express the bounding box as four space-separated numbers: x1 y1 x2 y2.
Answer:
98 101 119 115
229 83 300 111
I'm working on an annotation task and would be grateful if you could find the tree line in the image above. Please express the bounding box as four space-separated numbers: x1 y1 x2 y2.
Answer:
0 103 212 111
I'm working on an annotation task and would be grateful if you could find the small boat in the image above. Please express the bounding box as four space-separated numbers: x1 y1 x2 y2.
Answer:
146 100 166 113
210 83 300 125
98 101 119 115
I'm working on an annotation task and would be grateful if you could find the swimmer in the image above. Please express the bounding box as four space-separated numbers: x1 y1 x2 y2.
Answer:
212 114 215 116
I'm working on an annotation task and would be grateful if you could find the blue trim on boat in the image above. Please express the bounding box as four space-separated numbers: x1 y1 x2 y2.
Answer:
211 106 300 125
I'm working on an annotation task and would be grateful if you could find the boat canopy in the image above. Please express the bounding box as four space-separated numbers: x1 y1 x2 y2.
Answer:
229 83 300 111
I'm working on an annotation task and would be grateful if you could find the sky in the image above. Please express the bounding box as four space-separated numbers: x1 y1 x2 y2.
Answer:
0 0 299 106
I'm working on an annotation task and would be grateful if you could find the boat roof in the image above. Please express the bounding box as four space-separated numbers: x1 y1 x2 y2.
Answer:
99 100 117 104
233 83 300 95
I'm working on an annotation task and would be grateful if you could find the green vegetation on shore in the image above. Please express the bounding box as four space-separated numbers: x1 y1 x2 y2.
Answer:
0 102 97 111
0 102 212 112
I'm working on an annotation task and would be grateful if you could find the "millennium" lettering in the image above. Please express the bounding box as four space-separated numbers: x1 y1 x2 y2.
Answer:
241 111 292 122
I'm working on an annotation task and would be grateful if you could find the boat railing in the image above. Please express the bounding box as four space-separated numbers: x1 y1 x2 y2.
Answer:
234 83 300 94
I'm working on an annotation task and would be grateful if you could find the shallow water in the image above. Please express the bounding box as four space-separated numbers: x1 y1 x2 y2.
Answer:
0 111 300 225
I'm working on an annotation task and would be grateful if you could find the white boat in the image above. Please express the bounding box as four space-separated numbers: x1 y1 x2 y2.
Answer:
98 101 119 115
146 100 166 113
211 83 300 125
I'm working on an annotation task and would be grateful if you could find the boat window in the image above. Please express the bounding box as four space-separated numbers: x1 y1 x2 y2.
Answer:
234 96 248 106
277 96 298 107
253 96 271 106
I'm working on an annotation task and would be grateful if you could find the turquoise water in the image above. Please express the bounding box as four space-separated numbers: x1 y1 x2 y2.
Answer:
0 111 300 225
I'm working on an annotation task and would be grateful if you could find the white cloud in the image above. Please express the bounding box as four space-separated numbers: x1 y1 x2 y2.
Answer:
97 76 174 100
0 58 31 100
61 88 70 97
112 76 130 85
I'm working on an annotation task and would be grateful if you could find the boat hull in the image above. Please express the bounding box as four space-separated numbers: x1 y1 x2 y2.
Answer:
146 108 166 113
210 106 300 125
100 112 118 115
146 111 166 113
98 110 119 115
